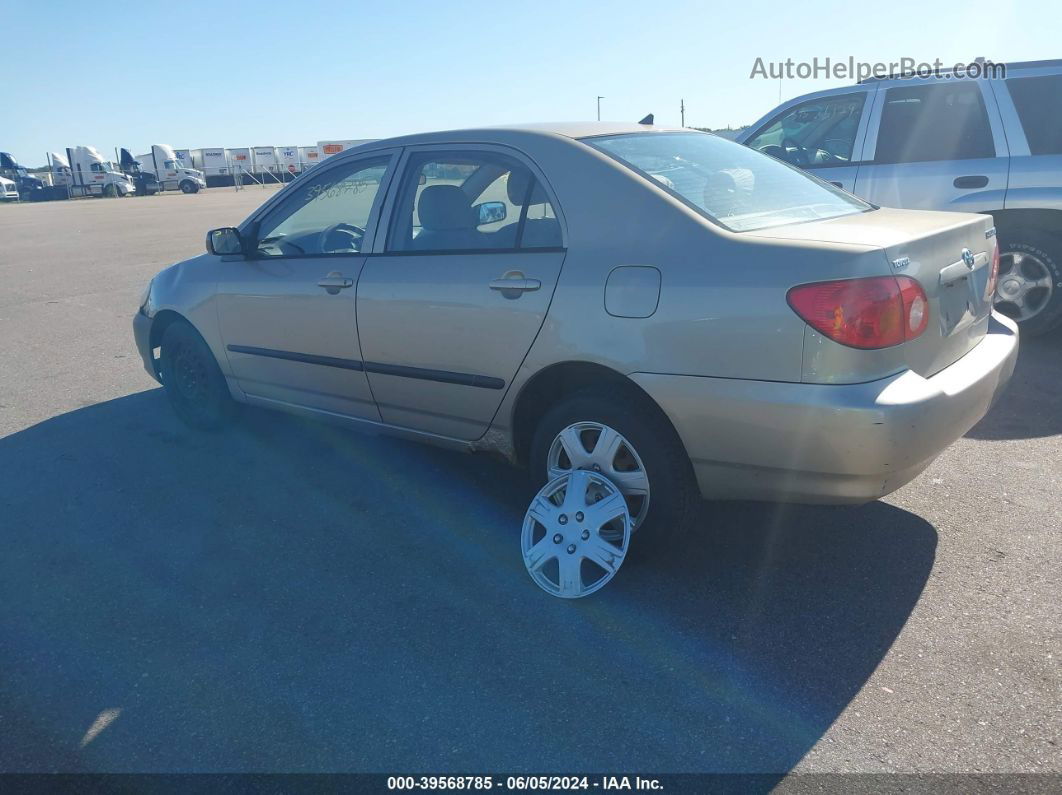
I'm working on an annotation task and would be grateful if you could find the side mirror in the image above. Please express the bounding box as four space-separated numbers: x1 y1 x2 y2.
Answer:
206 226 244 256
474 201 507 225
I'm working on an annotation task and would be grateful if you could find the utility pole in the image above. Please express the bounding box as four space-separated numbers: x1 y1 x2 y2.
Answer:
597 96 604 121
680 99 685 128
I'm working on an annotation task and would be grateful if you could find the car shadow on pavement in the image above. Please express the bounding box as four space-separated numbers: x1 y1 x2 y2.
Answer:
967 326 1062 441
0 389 936 776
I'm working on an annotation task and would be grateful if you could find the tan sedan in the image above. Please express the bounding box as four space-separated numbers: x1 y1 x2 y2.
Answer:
134 122 1017 581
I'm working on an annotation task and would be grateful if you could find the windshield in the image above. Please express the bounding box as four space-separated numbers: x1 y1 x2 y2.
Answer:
588 131 871 232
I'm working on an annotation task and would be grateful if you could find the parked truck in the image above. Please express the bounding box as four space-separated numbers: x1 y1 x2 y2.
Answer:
0 152 44 200
135 144 206 193
50 148 136 197
118 149 160 195
0 175 18 201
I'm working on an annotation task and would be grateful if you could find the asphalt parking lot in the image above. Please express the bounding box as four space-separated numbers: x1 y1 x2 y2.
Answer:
0 189 1059 775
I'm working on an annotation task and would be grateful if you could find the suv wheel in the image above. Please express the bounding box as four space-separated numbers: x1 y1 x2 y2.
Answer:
995 231 1062 336
529 387 698 559
158 320 240 430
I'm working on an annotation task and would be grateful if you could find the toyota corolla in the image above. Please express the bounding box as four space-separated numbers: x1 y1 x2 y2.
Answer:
133 122 1018 564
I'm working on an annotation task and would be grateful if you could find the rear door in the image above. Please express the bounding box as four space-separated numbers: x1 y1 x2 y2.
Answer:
216 150 398 420
356 145 566 440
993 69 1062 210
742 87 874 192
855 78 1008 212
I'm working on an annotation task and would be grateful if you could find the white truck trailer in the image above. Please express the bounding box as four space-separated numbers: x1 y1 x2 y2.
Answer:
317 139 376 160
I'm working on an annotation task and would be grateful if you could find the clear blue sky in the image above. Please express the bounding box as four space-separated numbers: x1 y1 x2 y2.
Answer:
2 0 1057 165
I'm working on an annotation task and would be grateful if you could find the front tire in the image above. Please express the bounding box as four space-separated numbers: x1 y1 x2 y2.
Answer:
529 387 698 559
158 320 240 430
995 231 1062 336
179 180 199 194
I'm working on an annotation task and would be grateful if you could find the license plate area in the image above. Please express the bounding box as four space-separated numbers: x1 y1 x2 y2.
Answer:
938 273 979 337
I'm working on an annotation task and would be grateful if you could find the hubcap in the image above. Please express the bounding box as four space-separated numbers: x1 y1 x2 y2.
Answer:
521 470 631 599
546 421 650 531
994 251 1054 322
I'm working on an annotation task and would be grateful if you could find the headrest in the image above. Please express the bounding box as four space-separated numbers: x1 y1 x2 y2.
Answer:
506 168 548 205
703 168 755 206
418 185 475 230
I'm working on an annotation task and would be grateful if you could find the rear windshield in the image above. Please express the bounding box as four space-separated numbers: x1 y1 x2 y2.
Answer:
588 131 871 232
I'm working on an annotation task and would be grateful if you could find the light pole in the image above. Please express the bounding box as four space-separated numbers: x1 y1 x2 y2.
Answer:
597 96 604 121
680 99 685 127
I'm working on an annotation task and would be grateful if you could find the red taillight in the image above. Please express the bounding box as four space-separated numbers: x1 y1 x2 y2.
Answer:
787 276 929 349
984 238 1000 301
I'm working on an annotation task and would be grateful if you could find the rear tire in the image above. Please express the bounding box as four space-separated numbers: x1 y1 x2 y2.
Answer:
529 387 698 560
995 230 1062 336
158 320 240 430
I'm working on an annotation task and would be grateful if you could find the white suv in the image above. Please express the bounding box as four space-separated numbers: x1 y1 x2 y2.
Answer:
739 59 1062 335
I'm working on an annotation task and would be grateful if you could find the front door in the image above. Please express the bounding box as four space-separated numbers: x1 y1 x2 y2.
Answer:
743 89 872 193
216 152 397 420
356 146 566 440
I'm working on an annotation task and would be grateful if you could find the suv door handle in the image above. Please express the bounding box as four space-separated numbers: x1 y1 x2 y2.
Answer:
318 272 354 294
954 175 989 189
489 277 541 292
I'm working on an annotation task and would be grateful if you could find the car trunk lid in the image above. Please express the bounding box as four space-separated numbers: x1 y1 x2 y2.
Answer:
746 207 997 378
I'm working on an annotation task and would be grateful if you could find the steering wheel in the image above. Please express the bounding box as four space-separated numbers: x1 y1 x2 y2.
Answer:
318 222 365 254
758 144 787 160
781 137 810 166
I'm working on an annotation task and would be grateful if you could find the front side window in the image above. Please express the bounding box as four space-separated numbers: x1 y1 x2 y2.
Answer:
1006 75 1062 156
387 151 561 252
875 82 994 164
254 156 391 257
745 92 867 167
591 132 870 233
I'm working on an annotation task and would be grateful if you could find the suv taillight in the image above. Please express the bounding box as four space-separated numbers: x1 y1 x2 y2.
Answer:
984 238 1000 301
787 276 929 349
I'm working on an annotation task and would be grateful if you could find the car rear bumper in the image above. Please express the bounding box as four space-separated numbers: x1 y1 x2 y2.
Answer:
133 311 161 383
630 312 1019 504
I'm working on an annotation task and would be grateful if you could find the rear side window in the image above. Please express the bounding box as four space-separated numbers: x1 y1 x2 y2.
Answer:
875 82 995 164
1006 75 1062 155
387 151 561 252
590 132 870 233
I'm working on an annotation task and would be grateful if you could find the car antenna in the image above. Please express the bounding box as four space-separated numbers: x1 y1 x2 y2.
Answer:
638 113 654 125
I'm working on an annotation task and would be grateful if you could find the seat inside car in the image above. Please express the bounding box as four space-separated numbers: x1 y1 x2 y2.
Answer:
410 184 484 250
492 169 562 248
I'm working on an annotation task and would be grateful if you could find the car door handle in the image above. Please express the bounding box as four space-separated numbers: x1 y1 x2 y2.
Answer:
954 175 989 189
317 272 354 294
828 181 843 188
489 277 541 292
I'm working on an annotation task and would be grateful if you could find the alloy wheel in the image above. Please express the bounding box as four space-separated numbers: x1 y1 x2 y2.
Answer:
995 251 1054 322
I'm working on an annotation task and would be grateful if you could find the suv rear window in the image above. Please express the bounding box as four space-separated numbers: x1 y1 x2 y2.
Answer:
589 132 870 232
1006 75 1062 156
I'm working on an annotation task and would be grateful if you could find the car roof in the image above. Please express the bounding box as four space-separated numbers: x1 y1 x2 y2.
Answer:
344 122 695 152
858 57 1062 83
